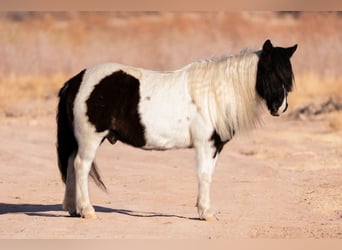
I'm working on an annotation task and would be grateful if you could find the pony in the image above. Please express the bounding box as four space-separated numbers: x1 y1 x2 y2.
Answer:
57 39 297 220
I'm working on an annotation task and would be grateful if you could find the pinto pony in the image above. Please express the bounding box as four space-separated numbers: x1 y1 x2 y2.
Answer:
57 40 297 220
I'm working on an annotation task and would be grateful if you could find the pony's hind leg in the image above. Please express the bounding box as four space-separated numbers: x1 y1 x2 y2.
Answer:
63 152 78 216
74 132 105 219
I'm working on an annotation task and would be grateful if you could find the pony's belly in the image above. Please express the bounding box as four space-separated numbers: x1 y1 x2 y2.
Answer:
139 100 196 150
142 124 192 150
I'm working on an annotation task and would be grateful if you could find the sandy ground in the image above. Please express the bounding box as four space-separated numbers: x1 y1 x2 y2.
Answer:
0 100 341 239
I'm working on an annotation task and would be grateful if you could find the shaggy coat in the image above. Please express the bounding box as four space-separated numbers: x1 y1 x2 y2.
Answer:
57 40 297 220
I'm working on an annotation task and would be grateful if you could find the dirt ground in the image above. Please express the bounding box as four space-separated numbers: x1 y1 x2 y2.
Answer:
0 97 341 239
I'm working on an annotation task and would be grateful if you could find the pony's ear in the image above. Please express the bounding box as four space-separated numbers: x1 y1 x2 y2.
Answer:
286 44 298 58
262 39 273 53
260 39 273 67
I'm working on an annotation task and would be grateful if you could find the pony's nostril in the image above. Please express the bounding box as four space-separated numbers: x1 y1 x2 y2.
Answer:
272 104 278 113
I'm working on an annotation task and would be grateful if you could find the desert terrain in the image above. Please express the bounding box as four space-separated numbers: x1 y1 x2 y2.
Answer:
0 12 341 238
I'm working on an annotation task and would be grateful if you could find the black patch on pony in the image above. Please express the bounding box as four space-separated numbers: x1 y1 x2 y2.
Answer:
256 39 297 115
210 130 232 158
86 70 146 148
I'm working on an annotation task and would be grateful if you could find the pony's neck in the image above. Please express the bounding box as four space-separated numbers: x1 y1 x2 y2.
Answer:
187 51 263 141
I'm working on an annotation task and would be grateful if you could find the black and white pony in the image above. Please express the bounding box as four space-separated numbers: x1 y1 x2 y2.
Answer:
57 40 297 220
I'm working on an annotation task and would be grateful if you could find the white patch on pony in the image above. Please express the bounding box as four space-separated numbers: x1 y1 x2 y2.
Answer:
138 69 198 149
278 86 287 114
187 51 263 141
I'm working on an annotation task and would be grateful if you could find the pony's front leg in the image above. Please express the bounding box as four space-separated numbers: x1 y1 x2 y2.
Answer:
195 142 218 221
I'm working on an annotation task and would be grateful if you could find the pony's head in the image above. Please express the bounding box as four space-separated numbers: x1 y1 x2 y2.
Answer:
256 39 297 116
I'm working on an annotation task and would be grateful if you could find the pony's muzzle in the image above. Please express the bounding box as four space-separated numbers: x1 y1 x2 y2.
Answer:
271 110 280 116
270 102 288 116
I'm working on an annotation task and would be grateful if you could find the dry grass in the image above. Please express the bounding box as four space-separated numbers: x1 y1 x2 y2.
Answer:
1 12 341 75
0 73 65 116
0 12 341 118
0 73 64 100
288 73 342 111
287 72 342 131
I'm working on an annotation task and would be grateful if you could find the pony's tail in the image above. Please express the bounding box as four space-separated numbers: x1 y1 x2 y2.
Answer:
56 76 79 184
56 70 107 191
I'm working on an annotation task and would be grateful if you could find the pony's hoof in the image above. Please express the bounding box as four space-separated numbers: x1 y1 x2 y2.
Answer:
200 213 217 221
80 205 97 219
197 206 217 221
82 212 98 219
63 205 80 217
202 214 218 221
69 211 81 217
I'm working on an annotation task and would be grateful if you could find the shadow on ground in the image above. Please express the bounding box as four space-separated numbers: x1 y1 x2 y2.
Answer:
0 203 199 220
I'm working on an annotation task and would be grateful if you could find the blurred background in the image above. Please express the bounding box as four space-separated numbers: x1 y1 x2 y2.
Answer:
0 11 341 117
